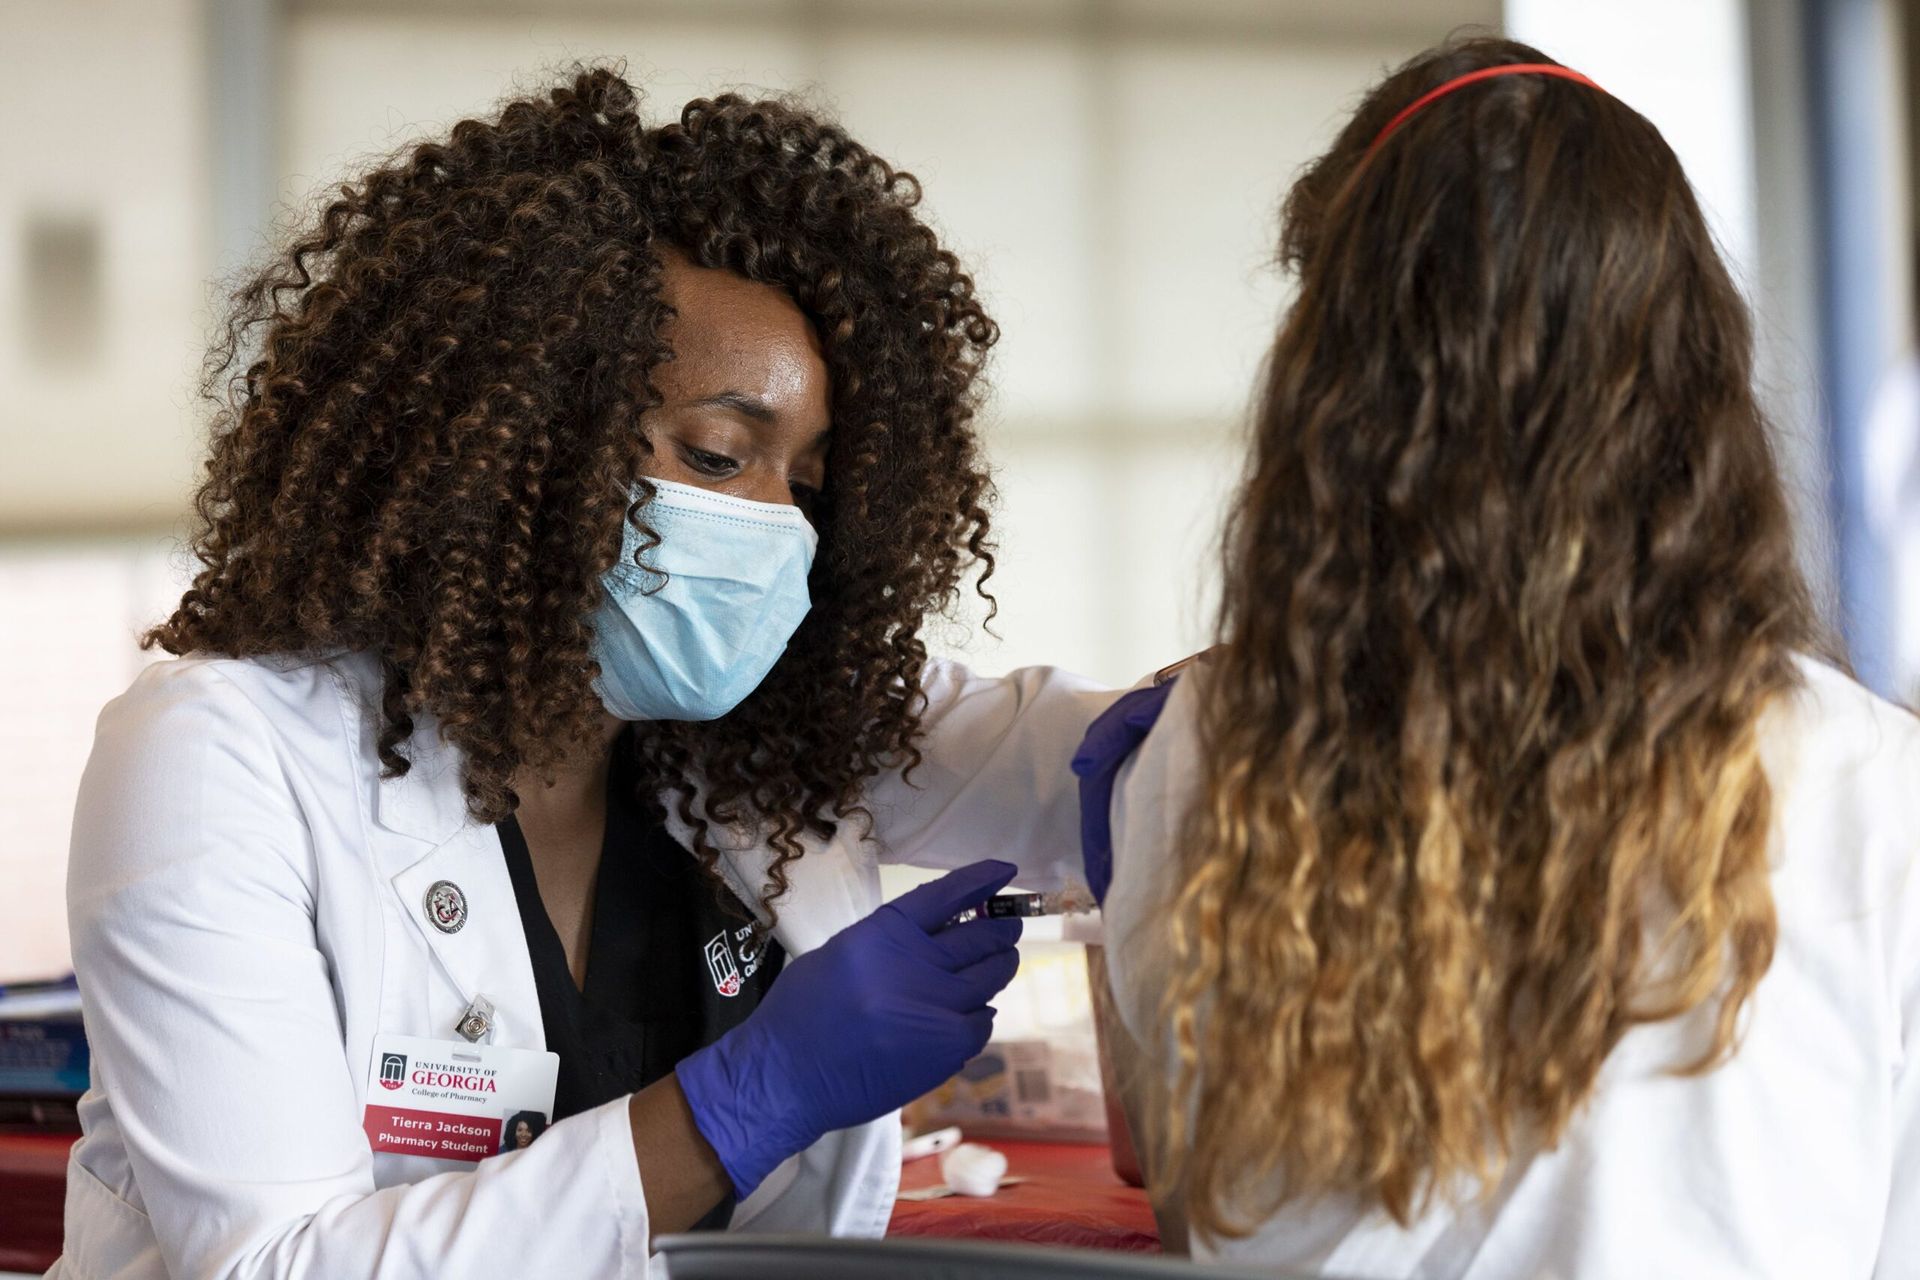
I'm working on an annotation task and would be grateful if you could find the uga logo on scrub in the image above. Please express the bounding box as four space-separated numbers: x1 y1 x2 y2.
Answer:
378 1052 407 1091
705 933 743 997
704 925 767 998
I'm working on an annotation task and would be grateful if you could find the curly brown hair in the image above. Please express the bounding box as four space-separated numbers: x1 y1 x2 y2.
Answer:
148 68 999 915
1152 38 1820 1238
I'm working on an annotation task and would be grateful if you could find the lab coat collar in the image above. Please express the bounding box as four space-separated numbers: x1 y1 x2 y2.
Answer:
374 727 472 847
663 806 875 959
322 650 475 849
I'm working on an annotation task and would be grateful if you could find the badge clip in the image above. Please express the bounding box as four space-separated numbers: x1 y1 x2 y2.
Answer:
454 994 497 1044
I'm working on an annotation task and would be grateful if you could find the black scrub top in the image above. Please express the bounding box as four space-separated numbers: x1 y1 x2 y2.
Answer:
497 749 784 1229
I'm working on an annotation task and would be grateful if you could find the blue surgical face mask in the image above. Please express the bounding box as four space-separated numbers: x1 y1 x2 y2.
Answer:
590 479 819 722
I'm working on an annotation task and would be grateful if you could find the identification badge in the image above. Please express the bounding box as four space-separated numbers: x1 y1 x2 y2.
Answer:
362 1034 559 1163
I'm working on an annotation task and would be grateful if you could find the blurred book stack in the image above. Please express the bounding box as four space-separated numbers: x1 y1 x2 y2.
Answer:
0 975 85 1132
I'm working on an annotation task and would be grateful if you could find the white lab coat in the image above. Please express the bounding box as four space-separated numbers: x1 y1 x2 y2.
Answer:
50 650 1114 1280
1103 657 1920 1279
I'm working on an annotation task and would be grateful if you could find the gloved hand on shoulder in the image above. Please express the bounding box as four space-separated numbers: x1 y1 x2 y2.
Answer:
1072 680 1179 905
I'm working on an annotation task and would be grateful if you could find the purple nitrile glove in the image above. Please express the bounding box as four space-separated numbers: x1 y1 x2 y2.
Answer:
675 859 1024 1200
1071 681 1177 906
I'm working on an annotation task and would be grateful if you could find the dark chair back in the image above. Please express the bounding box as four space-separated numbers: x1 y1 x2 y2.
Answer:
654 1234 1308 1280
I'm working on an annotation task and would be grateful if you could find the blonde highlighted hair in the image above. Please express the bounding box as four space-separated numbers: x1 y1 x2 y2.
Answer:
1155 38 1817 1240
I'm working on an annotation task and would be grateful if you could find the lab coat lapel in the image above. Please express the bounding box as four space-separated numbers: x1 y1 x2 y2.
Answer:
386 825 546 1049
358 694 545 1051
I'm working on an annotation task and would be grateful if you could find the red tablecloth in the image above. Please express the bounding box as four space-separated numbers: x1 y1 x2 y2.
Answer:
0 1131 74 1274
0 1133 1160 1269
889 1138 1159 1252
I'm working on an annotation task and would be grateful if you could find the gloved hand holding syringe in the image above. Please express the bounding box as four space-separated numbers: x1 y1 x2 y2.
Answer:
946 883 1097 927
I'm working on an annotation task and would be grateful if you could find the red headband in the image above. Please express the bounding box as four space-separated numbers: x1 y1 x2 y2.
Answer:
1367 63 1604 156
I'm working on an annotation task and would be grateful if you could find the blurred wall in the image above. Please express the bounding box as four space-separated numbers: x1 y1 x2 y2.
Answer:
0 0 211 529
0 0 1496 978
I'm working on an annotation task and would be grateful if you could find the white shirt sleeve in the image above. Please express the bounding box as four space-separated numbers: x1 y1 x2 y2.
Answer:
1097 670 1204 1050
65 664 652 1280
1878 840 1920 1279
858 659 1119 888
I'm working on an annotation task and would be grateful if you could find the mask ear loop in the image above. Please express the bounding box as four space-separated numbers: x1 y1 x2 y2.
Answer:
1364 62 1606 160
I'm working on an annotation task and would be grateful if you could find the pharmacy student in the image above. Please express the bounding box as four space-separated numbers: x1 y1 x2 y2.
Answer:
52 72 1117 1280
1075 37 1920 1280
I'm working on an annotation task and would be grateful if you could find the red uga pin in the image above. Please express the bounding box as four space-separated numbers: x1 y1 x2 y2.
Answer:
424 880 467 934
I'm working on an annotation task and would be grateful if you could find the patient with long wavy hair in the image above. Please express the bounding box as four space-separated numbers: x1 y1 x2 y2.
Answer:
1087 37 1920 1278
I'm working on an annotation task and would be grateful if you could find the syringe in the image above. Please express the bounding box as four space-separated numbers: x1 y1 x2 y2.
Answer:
944 883 1096 927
